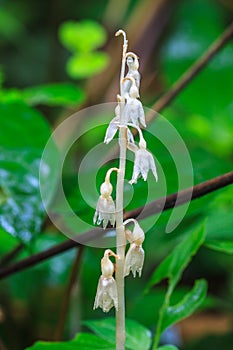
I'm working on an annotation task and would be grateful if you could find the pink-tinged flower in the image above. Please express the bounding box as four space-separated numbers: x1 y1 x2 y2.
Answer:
94 250 119 313
93 168 118 229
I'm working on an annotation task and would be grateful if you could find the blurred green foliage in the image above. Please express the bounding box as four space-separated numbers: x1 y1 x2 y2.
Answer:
59 20 109 78
0 0 232 349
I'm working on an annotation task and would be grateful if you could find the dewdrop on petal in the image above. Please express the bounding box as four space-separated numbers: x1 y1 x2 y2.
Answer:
123 219 145 277
94 249 119 312
93 168 118 229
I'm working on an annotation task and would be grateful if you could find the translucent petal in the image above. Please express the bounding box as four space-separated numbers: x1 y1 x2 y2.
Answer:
124 243 145 278
104 117 119 144
94 276 118 312
93 196 116 228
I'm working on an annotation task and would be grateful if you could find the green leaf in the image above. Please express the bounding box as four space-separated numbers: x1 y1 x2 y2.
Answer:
84 318 152 350
0 149 45 242
22 83 85 106
67 52 109 79
25 333 115 350
59 20 107 53
146 225 206 291
0 102 58 242
205 240 233 255
157 346 179 350
0 227 18 256
0 102 51 149
161 279 207 332
204 193 233 255
74 333 115 349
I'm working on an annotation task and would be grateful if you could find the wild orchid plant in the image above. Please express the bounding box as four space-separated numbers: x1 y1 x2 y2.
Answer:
93 30 158 349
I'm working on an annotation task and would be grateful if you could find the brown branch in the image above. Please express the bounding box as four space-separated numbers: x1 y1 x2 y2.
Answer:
124 171 233 220
54 246 85 341
149 21 233 118
0 244 24 267
0 171 232 281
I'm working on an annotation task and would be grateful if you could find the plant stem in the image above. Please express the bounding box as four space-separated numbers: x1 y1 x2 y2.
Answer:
115 29 128 350
115 126 127 349
152 284 173 350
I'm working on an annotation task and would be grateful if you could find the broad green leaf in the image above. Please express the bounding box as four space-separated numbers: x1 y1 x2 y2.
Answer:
146 225 205 291
157 346 179 350
25 341 75 350
25 333 115 350
59 20 107 53
204 240 233 255
161 279 207 332
22 83 85 106
0 149 45 242
0 227 18 255
0 88 23 103
0 102 58 242
204 191 233 254
74 333 115 349
0 102 51 149
67 52 109 79
84 318 152 350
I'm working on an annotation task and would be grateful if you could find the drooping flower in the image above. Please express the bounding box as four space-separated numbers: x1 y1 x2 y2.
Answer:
93 168 118 229
124 243 144 278
122 76 146 128
94 249 119 312
104 94 135 144
123 52 140 97
128 133 158 184
123 219 145 278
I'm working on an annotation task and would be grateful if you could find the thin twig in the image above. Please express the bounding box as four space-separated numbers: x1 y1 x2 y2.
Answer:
124 171 233 220
149 21 233 117
0 171 232 280
0 244 24 267
54 246 85 341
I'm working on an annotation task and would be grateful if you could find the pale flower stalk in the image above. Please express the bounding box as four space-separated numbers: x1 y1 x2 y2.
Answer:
93 29 158 350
